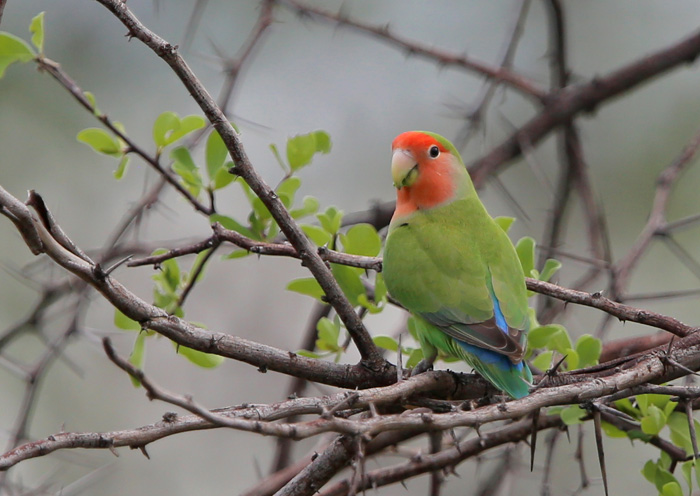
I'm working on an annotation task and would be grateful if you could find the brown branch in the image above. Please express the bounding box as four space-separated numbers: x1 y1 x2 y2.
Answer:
525 278 695 337
247 429 424 496
0 367 463 472
319 414 564 496
127 224 383 272
469 27 700 187
599 333 672 363
277 0 547 102
94 0 385 369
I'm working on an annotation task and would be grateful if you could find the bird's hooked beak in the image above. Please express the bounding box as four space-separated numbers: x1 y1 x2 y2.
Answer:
392 148 419 189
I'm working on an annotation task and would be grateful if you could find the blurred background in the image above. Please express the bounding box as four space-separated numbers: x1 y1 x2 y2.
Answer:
1 1 700 494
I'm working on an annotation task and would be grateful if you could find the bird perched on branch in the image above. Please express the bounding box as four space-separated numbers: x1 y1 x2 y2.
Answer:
382 131 532 398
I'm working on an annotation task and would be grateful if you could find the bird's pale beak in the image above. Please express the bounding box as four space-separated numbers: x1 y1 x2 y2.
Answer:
391 149 418 189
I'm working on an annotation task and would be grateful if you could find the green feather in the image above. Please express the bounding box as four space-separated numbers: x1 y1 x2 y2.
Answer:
384 131 531 398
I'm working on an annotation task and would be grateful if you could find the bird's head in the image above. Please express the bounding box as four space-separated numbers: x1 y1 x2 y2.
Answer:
390 131 472 219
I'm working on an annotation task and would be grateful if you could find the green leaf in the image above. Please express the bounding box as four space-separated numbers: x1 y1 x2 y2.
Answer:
174 342 224 368
406 348 423 369
560 405 587 425
251 197 272 222
548 325 572 354
29 12 45 54
331 263 365 306
531 350 553 371
641 404 667 435
153 111 177 147
302 224 332 246
516 236 535 277
296 349 321 359
681 460 694 495
661 481 683 496
171 146 203 197
494 216 515 233
269 143 288 172
316 317 340 351
206 129 228 181
223 249 250 260
601 420 628 438
128 331 147 387
643 460 679 493
211 214 258 240
77 128 121 156
150 250 181 293
540 258 562 282
374 272 387 303
287 277 325 301
83 90 98 114
317 206 343 236
114 155 130 179
642 459 657 484
528 324 564 349
114 308 141 331
668 411 700 454
615 397 640 418
339 224 382 257
286 130 332 171
357 293 383 313
575 334 602 368
277 176 302 208
637 394 650 416
213 164 235 190
0 32 34 78
563 348 578 370
291 196 320 219
153 112 205 148
373 335 398 352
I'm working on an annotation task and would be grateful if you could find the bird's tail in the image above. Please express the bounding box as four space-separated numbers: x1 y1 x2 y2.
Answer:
460 343 532 399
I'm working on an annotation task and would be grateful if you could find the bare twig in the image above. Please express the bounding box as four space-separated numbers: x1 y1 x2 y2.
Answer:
277 0 547 101
612 124 700 298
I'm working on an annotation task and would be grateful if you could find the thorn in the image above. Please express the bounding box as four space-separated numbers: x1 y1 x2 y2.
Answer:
530 408 540 472
102 255 134 276
547 354 568 376
592 410 610 496
162 412 177 422
139 445 150 459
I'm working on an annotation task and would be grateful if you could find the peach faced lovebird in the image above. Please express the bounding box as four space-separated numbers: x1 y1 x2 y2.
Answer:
382 131 532 398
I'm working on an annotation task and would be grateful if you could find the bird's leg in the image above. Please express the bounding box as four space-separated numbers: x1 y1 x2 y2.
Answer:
411 343 437 376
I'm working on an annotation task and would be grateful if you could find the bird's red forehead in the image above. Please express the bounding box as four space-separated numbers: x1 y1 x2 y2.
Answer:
392 132 447 153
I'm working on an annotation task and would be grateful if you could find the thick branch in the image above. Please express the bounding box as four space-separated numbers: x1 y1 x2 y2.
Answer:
469 27 700 186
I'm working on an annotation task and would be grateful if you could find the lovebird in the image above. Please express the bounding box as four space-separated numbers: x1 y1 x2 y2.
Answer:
382 131 532 399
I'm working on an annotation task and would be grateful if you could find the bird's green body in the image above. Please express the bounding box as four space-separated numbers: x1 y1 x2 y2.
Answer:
383 131 532 398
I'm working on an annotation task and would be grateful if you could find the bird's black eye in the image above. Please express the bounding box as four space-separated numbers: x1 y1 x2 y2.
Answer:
428 145 440 158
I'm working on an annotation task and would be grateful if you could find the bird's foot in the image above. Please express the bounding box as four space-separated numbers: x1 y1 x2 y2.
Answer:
410 359 434 376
